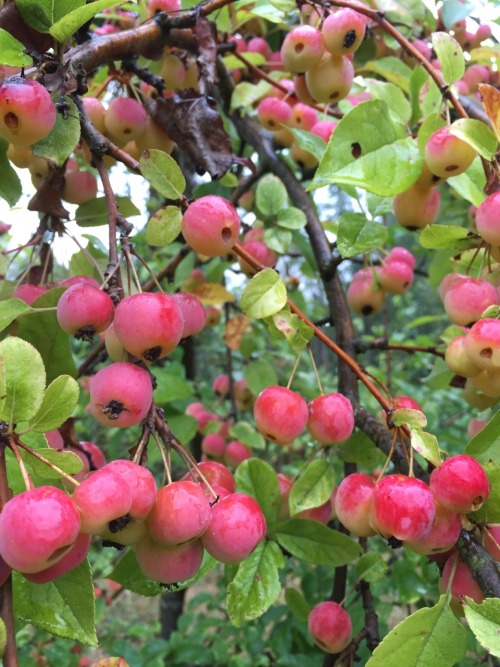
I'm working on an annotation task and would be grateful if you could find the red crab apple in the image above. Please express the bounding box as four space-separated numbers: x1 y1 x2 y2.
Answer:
443 278 498 326
483 524 500 561
181 195 240 257
104 96 147 143
224 440 252 467
102 460 157 521
212 374 229 397
280 25 324 73
202 432 227 458
72 468 132 535
294 499 332 524
277 473 293 520
135 537 204 584
439 554 484 606
62 170 98 205
201 493 267 563
429 455 490 514
308 601 353 654
113 292 184 361
0 486 81 573
335 473 376 537
425 125 477 178
404 502 461 555
57 284 114 342
12 284 47 305
463 318 500 371
346 268 385 316
89 362 153 428
321 8 367 56
369 474 435 542
23 533 91 584
82 97 106 133
182 460 236 494
171 292 206 338
254 385 309 444
307 392 354 445
378 261 413 295
0 77 56 145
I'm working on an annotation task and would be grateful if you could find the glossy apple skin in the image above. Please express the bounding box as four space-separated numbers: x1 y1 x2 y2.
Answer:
0 77 56 145
404 502 461 555
308 601 353 654
425 126 476 178
57 284 114 341
335 473 376 537
307 392 354 445
72 468 132 535
254 386 308 445
463 318 500 371
135 537 204 584
181 195 241 257
22 533 91 584
102 460 157 521
439 553 484 606
430 455 490 513
280 25 324 73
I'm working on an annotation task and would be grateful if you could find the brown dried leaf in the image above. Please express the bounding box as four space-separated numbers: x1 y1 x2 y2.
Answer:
192 283 235 305
224 314 251 351
194 17 217 90
478 84 500 143
28 171 69 219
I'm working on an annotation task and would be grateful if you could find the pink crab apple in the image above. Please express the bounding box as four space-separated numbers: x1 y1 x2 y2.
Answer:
82 96 106 133
12 283 47 305
483 524 500 561
445 335 482 377
346 268 385 317
56 284 114 342
438 272 467 302
201 493 267 564
439 553 484 606
23 533 91 584
289 103 318 131
392 185 440 230
443 278 498 326
0 77 56 145
335 473 376 537
310 119 337 143
277 472 293 520
378 261 414 295
57 275 101 289
280 25 324 73
212 374 230 397
307 392 354 445
0 486 81 573
135 536 204 584
257 97 292 131
72 468 132 535
308 601 353 654
62 170 98 205
182 195 241 257
321 8 367 56
102 460 157 521
404 502 461 555
147 480 212 545
224 440 252 467
475 192 500 246
135 116 174 154
385 246 416 270
183 460 236 494
293 75 317 106
463 318 500 371
424 126 477 178
170 292 206 338
305 54 354 104
238 240 277 276
89 362 153 428
104 96 147 143
254 385 309 444
430 454 490 514
369 474 435 543
201 433 227 458
467 418 488 439
113 292 184 361
294 499 332 524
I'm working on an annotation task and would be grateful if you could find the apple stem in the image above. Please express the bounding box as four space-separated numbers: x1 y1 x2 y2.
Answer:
8 438 34 491
308 344 324 395
286 349 303 390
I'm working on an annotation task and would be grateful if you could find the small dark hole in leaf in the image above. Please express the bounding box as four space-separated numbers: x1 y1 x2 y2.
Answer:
351 142 362 158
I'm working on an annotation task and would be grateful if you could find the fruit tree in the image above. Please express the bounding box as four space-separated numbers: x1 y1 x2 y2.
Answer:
0 0 500 665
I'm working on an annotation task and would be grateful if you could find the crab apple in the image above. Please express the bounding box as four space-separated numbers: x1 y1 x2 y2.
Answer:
439 273 467 302
257 97 292 131
392 185 440 230
310 120 337 143
183 460 236 494
104 322 126 362
321 8 366 56
378 261 414 295
439 554 484 606
212 374 230 397
201 493 267 564
307 393 354 445
430 455 490 514
73 468 132 535
0 486 81 573
293 74 317 106
369 474 435 543
202 433 227 458
346 270 385 317
289 103 318 131
56 283 114 342
444 279 498 326
290 141 318 170
170 292 206 338
247 37 272 59
104 97 147 143
224 440 252 467
463 318 500 371
238 240 277 276
23 533 91 584
69 441 107 483
0 77 56 145
147 0 182 15
424 126 477 179
113 292 184 361
305 54 354 104
82 97 106 134
254 385 309 444
182 195 240 257
234 378 255 411
467 418 488 439
335 473 376 537
12 283 47 305
463 378 497 410
103 460 157 521
445 335 482 377
385 246 416 270
475 192 500 246
45 429 64 450
308 601 353 654
135 536 204 584
280 25 324 73
469 370 500 398
90 362 153 428
294 499 332 524
392 395 424 412
404 502 461 555
57 275 101 289
277 473 293 520
7 142 32 168
483 525 500 561
100 519 147 547
62 170 98 205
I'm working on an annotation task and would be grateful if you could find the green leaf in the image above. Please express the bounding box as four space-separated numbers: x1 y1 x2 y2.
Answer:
0 298 31 333
472 463 500 523
0 337 46 427
0 618 5 659
284 588 310 622
448 158 487 207
76 196 140 227
145 205 182 247
466 411 500 464
289 459 335 516
255 175 288 218
410 429 442 468
15 0 85 33
276 207 307 231
391 408 427 430
16 288 77 383
289 128 327 163
223 52 266 70
356 552 388 584
226 540 285 627
154 369 193 403
244 359 278 395
337 430 386 468
336 212 388 257
235 458 281 524
0 29 32 67
366 595 468 667
310 101 423 196
419 225 471 250
240 269 287 319
228 422 265 450
417 113 447 155
0 136 22 207
364 79 411 124
267 309 314 352
50 0 128 43
12 561 97 646
230 80 271 113
140 149 186 200
27 375 79 432
449 119 498 161
272 519 362 566
263 227 292 254
32 97 80 165
432 32 465 84
23 448 83 479
109 549 217 596
463 597 500 658
363 57 413 93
